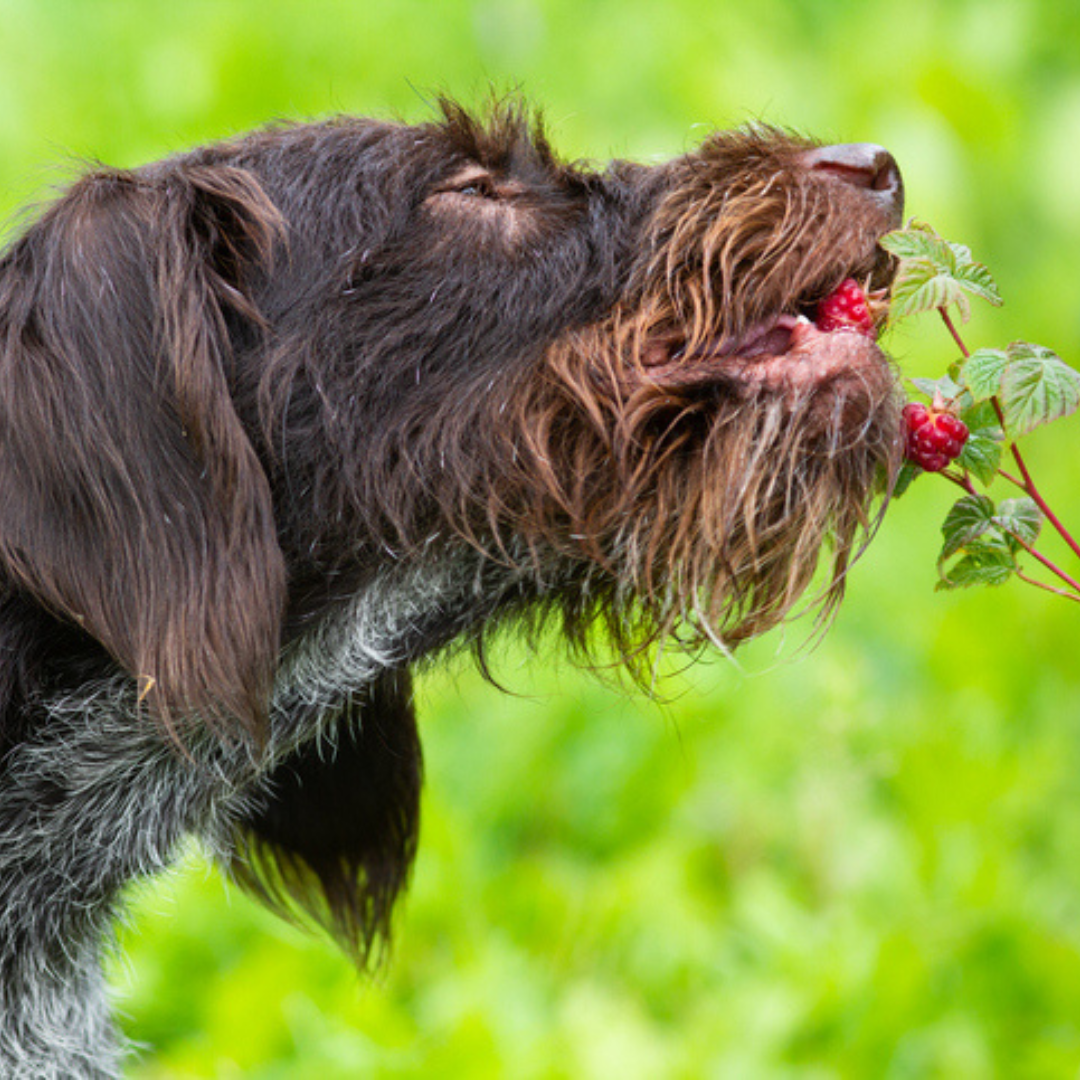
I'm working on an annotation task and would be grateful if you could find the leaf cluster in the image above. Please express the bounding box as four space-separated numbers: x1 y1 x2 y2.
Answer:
883 222 1080 597
937 494 1040 590
880 221 1001 324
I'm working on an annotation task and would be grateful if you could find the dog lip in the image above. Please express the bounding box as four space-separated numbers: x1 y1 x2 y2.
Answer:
687 300 882 366
640 284 891 389
734 324 889 389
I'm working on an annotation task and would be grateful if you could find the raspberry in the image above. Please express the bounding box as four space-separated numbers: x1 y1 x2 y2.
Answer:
902 401 969 472
814 278 876 338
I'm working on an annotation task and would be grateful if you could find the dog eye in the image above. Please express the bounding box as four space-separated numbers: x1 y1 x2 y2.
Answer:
453 176 498 199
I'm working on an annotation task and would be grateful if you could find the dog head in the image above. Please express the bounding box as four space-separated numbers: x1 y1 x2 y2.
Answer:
0 100 903 742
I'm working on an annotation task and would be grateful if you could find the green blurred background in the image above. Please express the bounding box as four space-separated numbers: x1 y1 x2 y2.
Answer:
4 0 1080 1076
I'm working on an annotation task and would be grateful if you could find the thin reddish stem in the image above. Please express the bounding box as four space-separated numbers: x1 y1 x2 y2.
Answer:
941 468 978 496
939 467 1080 593
939 307 970 359
1016 569 1080 603
1009 532 1080 594
938 306 1080 564
995 402 1080 562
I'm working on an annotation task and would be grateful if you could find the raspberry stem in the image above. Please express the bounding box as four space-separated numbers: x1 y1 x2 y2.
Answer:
1015 569 1080 603
993 399 1080 563
1008 532 1080 593
938 306 969 359
938 305 1080 573
940 468 977 496
996 462 1080 564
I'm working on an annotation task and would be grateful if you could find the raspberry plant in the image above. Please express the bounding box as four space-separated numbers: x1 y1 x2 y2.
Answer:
882 221 1080 601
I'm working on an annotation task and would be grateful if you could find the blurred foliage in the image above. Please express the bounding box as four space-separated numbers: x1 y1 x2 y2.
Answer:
4 0 1080 1075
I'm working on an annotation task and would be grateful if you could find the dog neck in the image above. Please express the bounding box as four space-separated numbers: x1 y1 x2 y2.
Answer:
268 548 529 754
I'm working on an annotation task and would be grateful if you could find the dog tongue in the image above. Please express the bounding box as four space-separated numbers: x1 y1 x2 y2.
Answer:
814 279 876 338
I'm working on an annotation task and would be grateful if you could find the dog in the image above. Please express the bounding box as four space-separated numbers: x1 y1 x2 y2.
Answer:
0 99 903 1077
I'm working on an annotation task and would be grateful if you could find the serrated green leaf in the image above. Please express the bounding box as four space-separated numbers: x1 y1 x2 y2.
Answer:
999 342 1080 436
882 222 1002 326
880 224 951 262
940 494 996 560
993 496 1042 549
956 429 1003 485
889 263 973 322
950 258 1002 307
961 348 1009 402
936 542 1016 590
959 400 1001 433
946 240 974 265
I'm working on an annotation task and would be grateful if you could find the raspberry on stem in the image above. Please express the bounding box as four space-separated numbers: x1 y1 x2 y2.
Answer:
902 401 969 472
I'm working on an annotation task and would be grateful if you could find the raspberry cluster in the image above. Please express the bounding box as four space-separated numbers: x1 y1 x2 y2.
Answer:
815 278 876 338
902 402 969 472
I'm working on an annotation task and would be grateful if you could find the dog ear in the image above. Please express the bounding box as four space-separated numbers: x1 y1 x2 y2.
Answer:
227 669 423 964
0 162 287 742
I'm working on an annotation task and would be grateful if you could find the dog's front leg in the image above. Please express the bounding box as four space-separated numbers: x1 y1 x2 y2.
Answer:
0 697 243 1079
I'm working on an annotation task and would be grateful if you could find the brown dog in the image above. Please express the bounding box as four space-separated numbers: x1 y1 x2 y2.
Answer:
0 100 902 1076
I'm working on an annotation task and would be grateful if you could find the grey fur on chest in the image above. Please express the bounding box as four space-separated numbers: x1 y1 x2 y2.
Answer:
0 552 533 1079
268 550 533 757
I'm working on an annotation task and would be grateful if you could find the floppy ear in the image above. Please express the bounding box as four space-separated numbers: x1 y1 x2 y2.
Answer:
0 162 287 741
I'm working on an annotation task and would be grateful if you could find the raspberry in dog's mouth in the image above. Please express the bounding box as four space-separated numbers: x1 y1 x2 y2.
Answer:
642 277 891 389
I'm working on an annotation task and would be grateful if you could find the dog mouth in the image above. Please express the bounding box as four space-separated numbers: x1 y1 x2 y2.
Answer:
641 270 893 391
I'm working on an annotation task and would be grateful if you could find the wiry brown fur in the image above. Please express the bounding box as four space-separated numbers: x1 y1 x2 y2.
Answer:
0 166 287 743
339 125 901 668
501 333 898 656
0 100 904 1076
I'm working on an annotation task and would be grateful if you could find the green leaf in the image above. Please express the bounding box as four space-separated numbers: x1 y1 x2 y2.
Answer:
958 400 1001 433
879 222 946 262
993 496 1042 550
961 348 1009 402
956 428 1003 486
881 221 1002 325
948 258 1003 309
940 494 996 560
998 342 1080 436
937 496 1020 590
911 374 964 402
889 261 973 323
937 540 1016 590
892 459 920 498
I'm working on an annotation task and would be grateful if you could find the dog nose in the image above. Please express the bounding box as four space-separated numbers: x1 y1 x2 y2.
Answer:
800 143 904 225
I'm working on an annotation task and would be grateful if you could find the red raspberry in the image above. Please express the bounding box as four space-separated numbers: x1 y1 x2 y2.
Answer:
815 278 876 338
903 403 931 432
902 401 969 472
